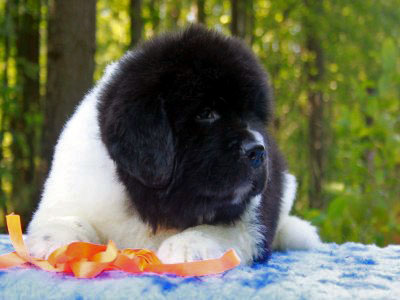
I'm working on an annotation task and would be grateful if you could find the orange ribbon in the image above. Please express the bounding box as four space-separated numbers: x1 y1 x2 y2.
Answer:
0 214 240 278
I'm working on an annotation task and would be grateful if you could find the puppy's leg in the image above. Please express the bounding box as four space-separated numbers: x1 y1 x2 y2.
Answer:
272 173 321 250
26 216 100 259
272 215 320 250
157 196 264 264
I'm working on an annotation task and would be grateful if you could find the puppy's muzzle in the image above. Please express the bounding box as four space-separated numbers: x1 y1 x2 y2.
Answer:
241 141 266 169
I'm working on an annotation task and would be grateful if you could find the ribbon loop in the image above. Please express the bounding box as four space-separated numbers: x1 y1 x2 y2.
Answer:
0 214 240 278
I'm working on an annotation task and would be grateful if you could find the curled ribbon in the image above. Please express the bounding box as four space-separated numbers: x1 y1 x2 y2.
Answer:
0 214 240 278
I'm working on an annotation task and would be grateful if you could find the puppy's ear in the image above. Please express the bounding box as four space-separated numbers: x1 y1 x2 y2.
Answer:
101 97 175 188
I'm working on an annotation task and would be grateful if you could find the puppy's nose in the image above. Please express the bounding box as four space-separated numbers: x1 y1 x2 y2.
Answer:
242 142 266 169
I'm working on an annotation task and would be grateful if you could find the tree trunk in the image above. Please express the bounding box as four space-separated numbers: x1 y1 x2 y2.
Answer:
148 0 160 34
42 0 96 174
8 0 41 223
197 0 206 24
129 0 143 48
15 0 41 184
0 0 13 217
230 0 239 36
230 0 253 43
166 0 181 30
246 0 254 45
303 0 325 209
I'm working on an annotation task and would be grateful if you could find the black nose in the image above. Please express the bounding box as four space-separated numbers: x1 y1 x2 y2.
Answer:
242 142 266 169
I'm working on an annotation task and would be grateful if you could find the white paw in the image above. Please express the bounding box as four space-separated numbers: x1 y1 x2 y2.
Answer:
157 231 224 263
26 216 100 259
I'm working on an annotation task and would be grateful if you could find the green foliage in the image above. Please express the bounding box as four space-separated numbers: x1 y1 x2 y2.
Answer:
1 0 399 245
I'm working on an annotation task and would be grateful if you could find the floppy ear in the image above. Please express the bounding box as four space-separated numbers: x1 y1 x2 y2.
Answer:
101 97 175 189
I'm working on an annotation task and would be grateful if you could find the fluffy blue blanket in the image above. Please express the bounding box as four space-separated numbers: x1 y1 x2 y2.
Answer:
0 235 399 299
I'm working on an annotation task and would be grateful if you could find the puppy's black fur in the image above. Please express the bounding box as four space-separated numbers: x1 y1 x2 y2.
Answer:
98 26 286 260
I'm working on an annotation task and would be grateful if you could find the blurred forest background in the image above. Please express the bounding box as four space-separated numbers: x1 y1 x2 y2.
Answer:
0 0 399 246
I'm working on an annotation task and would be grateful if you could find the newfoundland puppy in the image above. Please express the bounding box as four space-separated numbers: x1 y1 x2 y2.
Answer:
27 26 320 264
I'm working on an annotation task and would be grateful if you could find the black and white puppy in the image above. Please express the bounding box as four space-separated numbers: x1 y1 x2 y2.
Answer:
27 26 320 264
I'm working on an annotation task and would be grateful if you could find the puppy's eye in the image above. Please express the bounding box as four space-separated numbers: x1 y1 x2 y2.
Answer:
195 108 220 123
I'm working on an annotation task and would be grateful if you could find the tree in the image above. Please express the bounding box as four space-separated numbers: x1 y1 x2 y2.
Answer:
165 0 181 30
302 0 326 209
197 0 206 24
148 0 160 34
4 0 41 222
230 0 240 36
129 0 143 48
42 0 96 175
230 0 254 44
0 0 13 217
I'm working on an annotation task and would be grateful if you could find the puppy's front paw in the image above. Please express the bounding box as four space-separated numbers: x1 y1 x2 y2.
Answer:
26 216 100 259
26 234 72 260
157 231 224 263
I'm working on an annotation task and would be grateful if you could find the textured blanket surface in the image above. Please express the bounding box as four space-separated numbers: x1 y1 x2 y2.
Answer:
0 235 399 300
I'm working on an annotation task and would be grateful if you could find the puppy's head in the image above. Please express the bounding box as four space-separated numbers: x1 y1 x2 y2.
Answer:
98 25 273 230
